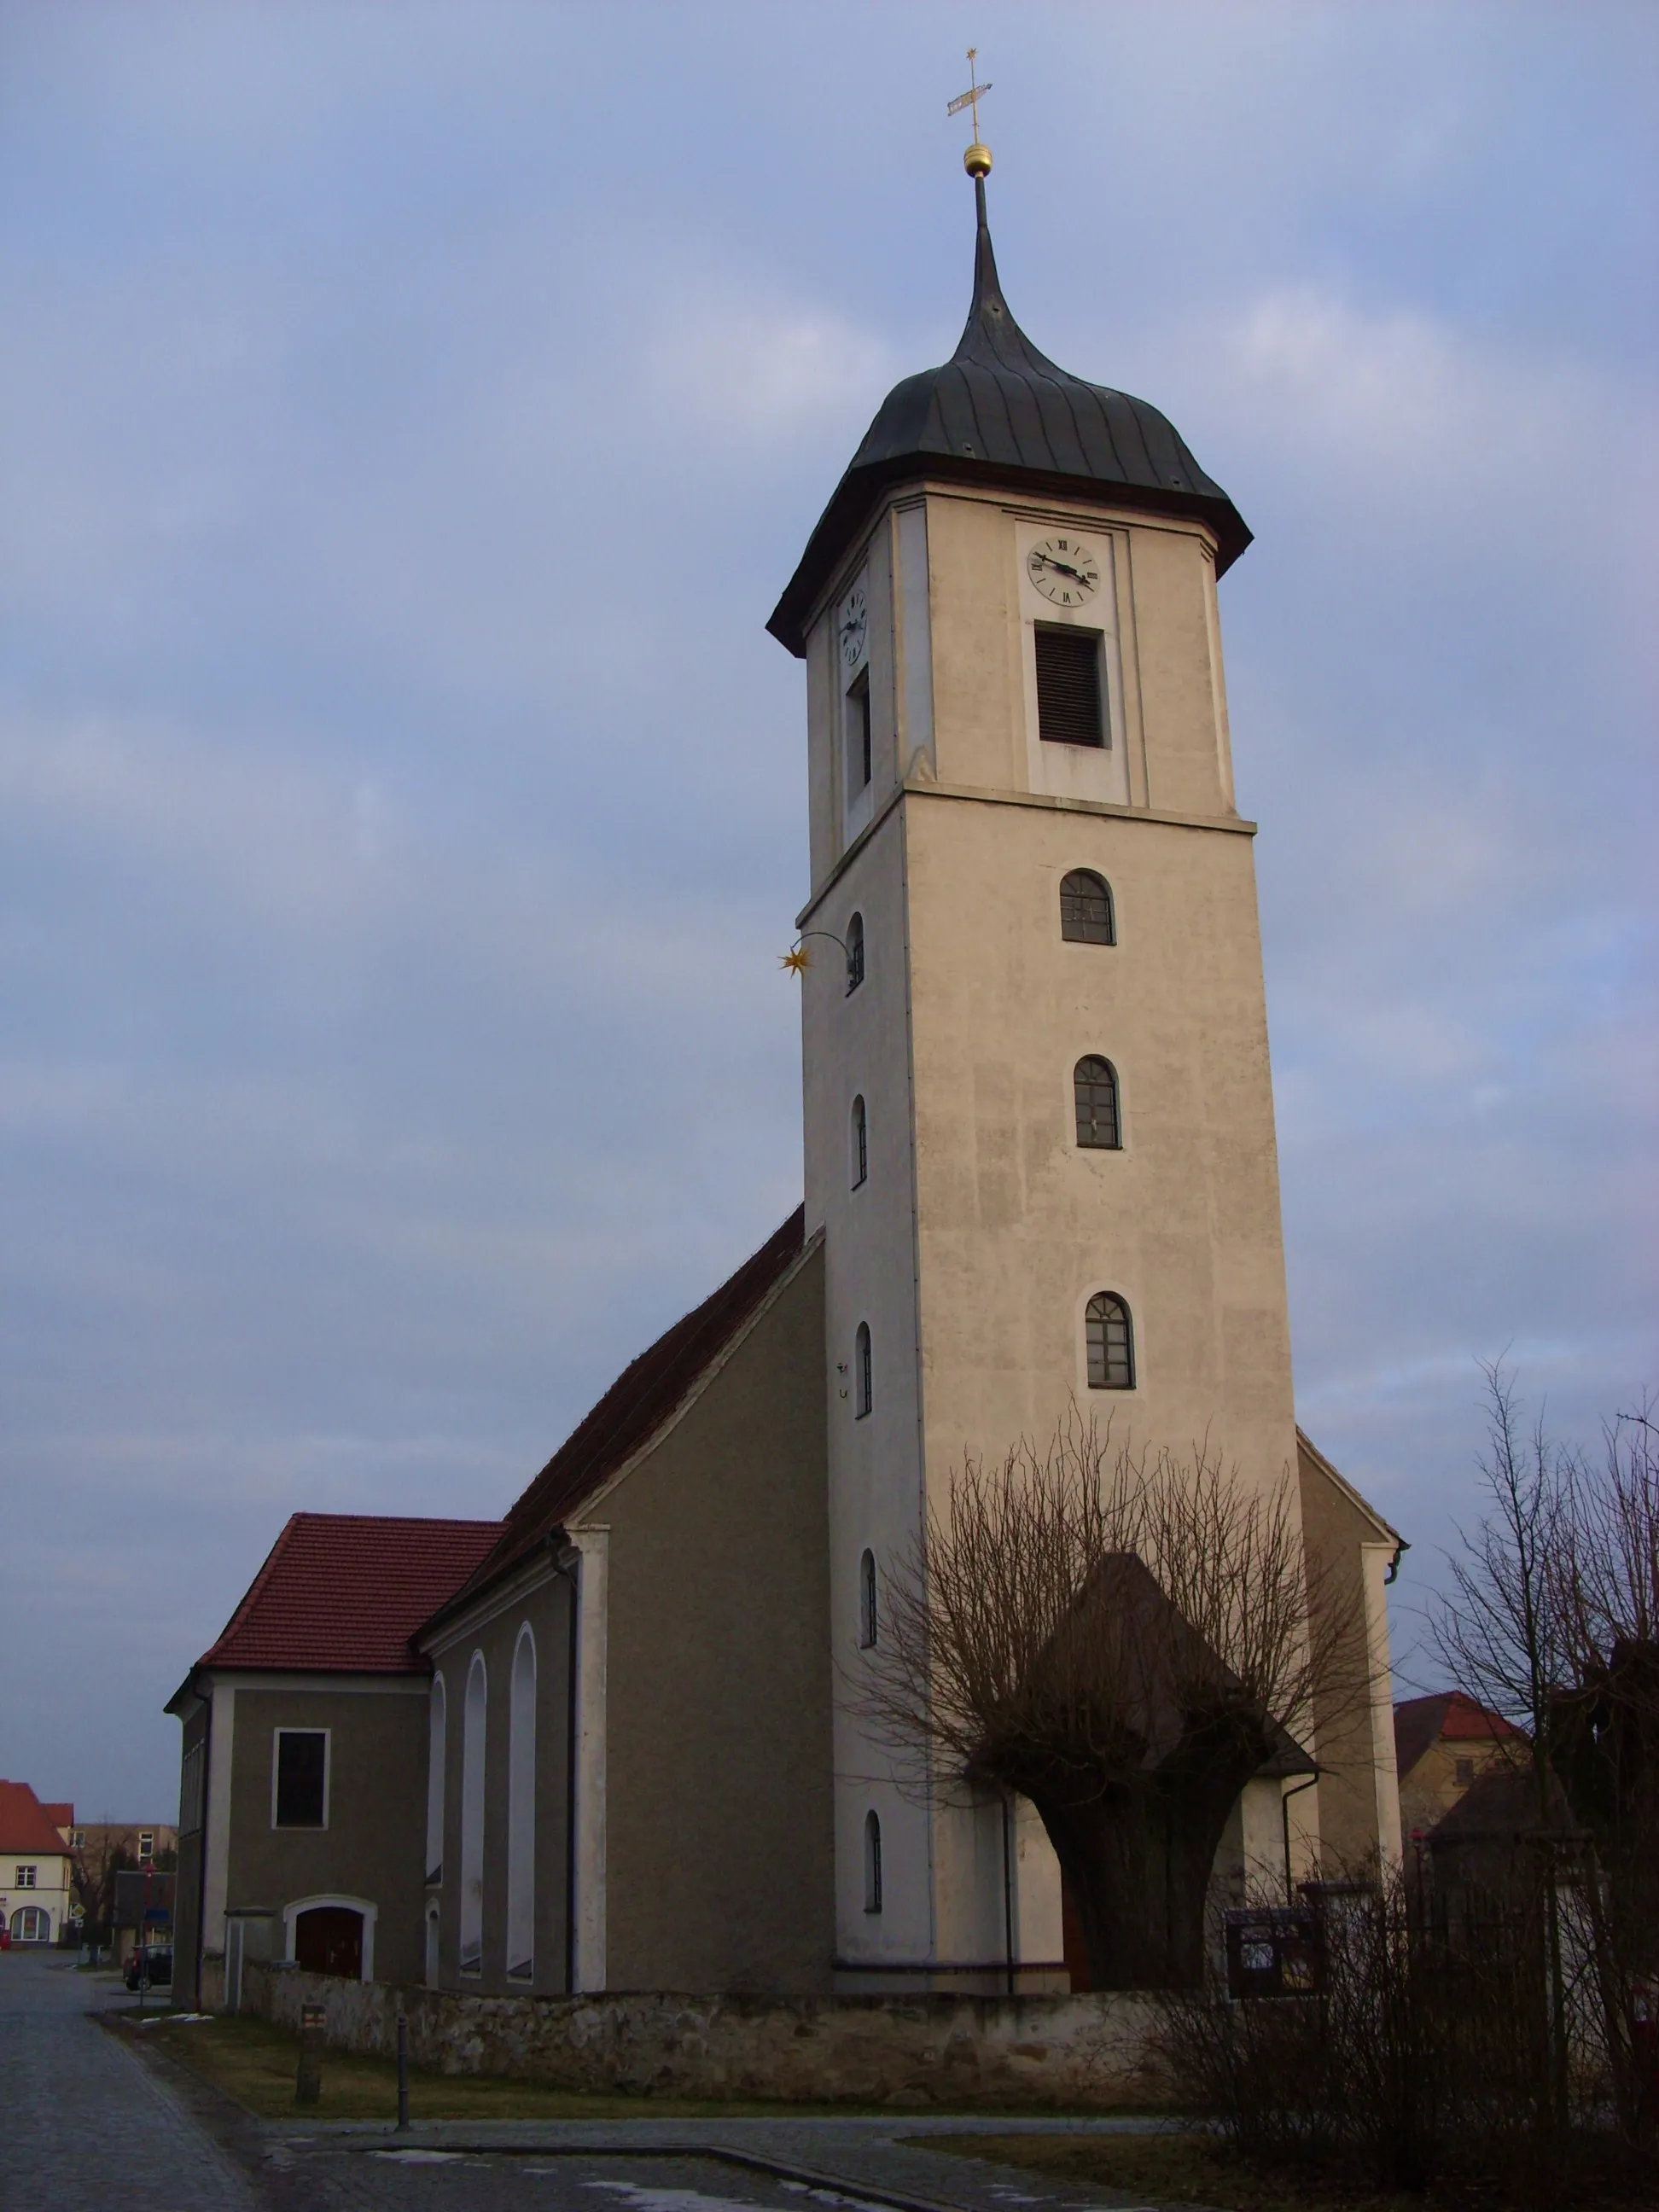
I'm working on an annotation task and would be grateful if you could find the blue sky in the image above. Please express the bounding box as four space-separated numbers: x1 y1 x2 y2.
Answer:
2 3 1654 1817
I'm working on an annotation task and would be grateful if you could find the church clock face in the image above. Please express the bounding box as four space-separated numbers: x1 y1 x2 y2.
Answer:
838 581 868 671
1027 534 1102 608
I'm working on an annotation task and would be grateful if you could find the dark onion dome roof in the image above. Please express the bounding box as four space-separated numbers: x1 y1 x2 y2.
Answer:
768 178 1250 657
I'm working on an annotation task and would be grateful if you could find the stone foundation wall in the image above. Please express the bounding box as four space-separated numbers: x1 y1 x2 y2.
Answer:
240 1963 1167 2110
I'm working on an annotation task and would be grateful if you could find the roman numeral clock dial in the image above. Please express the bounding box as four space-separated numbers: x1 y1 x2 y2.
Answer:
1027 535 1101 608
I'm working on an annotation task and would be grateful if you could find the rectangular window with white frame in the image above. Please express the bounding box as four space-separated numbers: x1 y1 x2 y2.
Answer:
15 1866 37 1889
271 1729 330 1830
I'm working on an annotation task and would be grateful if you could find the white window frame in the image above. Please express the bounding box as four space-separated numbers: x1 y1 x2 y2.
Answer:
506 1623 537 1982
271 1726 332 1831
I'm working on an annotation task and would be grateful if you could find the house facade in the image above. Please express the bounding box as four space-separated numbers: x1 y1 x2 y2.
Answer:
0 1782 76 1945
1395 1690 1526 1850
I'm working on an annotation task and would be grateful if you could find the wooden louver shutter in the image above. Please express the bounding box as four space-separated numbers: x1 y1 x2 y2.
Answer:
1034 626 1104 748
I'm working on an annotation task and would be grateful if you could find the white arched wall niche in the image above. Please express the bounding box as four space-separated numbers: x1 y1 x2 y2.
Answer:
506 1623 536 1982
459 1651 487 1974
425 1673 446 1886
282 1893 377 1982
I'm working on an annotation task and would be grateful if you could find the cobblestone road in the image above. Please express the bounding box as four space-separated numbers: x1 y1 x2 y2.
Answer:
0 1949 258 2211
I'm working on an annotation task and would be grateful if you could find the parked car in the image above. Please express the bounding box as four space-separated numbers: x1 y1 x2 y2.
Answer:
125 1947 172 1990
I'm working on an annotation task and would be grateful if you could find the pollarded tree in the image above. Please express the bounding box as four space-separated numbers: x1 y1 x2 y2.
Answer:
855 1415 1357 1990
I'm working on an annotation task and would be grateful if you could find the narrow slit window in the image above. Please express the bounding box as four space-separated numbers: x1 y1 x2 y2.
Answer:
1086 1294 1135 1390
864 1810 883 1913
1074 1057 1121 1149
845 912 864 994
854 1322 872 1417
846 667 871 795
1060 870 1115 945
1035 626 1105 748
851 1095 868 1188
859 1549 877 1649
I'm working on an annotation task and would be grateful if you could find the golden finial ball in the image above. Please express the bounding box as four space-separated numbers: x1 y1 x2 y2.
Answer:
963 141 992 178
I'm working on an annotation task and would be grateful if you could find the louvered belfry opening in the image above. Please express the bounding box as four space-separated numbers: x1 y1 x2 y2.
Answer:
1034 625 1105 748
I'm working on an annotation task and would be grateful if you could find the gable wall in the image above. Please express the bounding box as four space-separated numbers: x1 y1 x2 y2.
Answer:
597 1241 834 1993
1297 1441 1404 1872
225 1680 429 1984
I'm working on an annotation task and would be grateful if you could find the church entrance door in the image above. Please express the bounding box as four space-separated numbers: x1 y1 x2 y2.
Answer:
294 1906 363 1979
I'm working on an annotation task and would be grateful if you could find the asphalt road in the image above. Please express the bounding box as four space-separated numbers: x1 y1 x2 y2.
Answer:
0 1949 1167 2212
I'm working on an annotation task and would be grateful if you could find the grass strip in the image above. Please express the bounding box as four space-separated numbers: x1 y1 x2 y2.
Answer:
920 2129 1447 2212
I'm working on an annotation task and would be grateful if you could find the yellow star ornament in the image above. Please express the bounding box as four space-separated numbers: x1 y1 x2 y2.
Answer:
780 946 811 976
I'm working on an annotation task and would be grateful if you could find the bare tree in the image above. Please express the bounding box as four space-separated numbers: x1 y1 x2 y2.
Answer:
854 1413 1357 1990
1551 1399 1659 2151
1433 1367 1659 2150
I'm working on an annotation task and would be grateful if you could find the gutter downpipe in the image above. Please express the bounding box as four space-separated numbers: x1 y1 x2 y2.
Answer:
1282 1772 1320 1906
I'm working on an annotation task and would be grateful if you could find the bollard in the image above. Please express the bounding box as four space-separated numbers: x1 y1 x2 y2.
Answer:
295 2003 325 2105
396 2007 410 2131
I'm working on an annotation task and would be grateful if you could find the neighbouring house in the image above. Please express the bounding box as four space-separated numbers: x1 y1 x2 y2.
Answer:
0 1781 77 1945
1420 1759 1577 1922
1394 1691 1526 1849
166 1515 499 2011
67 1821 179 1944
167 160 1411 2010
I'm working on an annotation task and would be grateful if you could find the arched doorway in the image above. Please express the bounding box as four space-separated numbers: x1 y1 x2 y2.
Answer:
294 1905 364 1980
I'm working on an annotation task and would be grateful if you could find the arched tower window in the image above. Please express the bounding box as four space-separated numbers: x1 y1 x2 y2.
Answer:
854 1322 872 1417
1074 1057 1121 1149
459 1652 487 1973
851 1095 868 1188
1060 870 1115 945
505 1625 536 1982
424 1674 446 1887
1086 1293 1135 1390
863 1810 883 1913
845 912 864 993
859 1549 877 1649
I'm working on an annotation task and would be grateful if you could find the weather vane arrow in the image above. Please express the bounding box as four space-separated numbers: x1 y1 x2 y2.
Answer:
947 46 992 177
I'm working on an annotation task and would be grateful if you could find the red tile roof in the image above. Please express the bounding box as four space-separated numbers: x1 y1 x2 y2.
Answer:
41 1802 73 1829
435 1208 810 1623
198 1515 501 1675
0 1781 75 1856
1394 1691 1525 1780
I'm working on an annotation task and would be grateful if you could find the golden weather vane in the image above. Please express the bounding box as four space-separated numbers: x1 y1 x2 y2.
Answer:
946 46 992 177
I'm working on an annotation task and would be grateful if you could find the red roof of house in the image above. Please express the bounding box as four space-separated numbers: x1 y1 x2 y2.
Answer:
0 1781 74 1856
435 1208 810 1623
197 1514 501 1676
41 1802 73 1829
1394 1691 1526 1779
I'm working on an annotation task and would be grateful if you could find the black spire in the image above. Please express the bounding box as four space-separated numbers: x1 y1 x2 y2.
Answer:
768 175 1250 657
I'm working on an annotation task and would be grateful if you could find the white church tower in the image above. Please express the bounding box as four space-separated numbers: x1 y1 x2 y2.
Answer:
771 143 1359 1989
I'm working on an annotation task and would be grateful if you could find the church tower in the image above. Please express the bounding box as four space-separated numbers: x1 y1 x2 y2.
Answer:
771 151 1312 1987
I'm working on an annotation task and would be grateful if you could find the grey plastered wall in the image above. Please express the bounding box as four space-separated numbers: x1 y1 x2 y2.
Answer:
172 1702 209 2004
225 1682 428 1985
1298 1443 1391 1871
601 1243 834 1994
427 1568 573 1997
